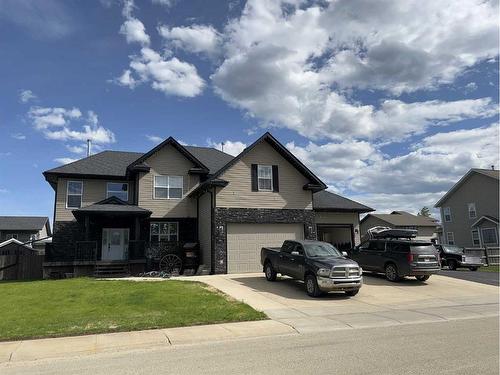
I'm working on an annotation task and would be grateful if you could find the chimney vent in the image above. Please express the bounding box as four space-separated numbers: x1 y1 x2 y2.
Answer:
87 139 92 157
492 165 495 170
221 142 225 152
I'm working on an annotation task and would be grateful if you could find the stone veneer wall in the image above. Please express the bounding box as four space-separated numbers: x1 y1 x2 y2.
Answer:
213 208 316 274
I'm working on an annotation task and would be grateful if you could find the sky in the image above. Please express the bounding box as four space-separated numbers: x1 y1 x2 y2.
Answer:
0 0 498 221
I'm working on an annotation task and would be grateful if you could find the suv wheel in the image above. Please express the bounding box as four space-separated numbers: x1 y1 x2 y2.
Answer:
305 274 321 297
415 275 430 282
385 263 400 282
448 259 457 270
264 262 277 281
469 266 479 271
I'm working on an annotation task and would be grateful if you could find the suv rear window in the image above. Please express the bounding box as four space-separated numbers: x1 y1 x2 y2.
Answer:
386 242 410 252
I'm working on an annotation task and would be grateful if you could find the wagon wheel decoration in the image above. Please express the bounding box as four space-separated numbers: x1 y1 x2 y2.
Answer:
159 254 183 274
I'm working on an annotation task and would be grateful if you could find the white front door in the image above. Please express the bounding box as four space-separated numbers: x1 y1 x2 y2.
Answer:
102 228 129 260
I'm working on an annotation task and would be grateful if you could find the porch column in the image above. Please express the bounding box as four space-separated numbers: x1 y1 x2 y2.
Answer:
135 217 141 240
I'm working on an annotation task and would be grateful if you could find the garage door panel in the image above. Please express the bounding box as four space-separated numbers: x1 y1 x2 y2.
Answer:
227 223 304 273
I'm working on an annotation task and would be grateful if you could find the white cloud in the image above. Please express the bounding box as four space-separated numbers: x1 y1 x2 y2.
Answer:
146 134 163 143
114 1 205 97
207 139 246 156
28 107 115 144
152 0 174 7
11 133 26 140
0 188 9 194
120 17 150 45
465 82 478 93
210 0 498 141
0 152 12 157
286 123 499 212
65 144 87 154
158 24 221 55
54 157 78 165
18 89 36 103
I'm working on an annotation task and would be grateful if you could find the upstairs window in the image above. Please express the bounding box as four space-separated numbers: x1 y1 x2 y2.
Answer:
257 165 273 191
67 181 83 208
107 182 128 201
471 229 480 246
467 203 477 219
443 207 452 222
154 176 183 199
446 232 455 245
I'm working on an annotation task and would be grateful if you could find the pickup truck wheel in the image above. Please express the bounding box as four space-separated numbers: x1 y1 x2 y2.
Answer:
264 262 277 281
469 266 479 271
305 274 321 297
385 263 401 282
345 289 359 297
415 275 430 282
448 259 457 270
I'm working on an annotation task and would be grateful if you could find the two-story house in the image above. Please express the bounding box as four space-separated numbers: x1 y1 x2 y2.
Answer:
0 216 51 252
435 168 499 248
359 211 439 241
42 132 373 277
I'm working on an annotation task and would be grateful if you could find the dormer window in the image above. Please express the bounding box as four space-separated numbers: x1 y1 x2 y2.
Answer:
257 165 273 191
107 182 128 201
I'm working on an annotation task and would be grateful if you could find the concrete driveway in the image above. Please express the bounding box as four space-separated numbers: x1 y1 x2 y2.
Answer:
185 273 499 333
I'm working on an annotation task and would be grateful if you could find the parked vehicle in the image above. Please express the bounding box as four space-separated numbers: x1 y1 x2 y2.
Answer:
261 240 363 297
435 244 483 271
350 228 440 282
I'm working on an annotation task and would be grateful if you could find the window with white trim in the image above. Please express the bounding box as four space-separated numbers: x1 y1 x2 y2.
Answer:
257 165 273 191
107 182 128 201
481 227 498 245
154 176 183 199
443 207 452 222
471 229 480 246
446 232 455 245
150 222 178 242
66 181 83 208
467 203 477 219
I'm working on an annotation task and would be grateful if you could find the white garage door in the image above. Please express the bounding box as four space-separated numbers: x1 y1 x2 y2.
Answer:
227 223 304 273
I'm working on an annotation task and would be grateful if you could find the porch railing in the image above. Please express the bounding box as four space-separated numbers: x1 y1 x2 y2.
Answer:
75 241 97 261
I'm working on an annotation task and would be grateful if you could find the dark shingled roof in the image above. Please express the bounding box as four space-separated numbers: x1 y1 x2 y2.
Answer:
44 146 234 178
0 216 49 231
313 191 374 213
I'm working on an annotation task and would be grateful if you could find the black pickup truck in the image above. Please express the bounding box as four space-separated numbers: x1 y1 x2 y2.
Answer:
261 240 363 297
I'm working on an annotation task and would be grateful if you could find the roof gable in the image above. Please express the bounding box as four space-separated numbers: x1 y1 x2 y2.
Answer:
313 190 373 212
361 211 437 227
208 132 327 191
0 216 49 231
435 168 500 207
127 137 209 174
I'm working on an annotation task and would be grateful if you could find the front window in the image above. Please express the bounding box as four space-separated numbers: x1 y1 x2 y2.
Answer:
443 207 452 222
446 232 455 245
304 242 342 258
471 229 480 246
481 228 498 245
257 165 273 191
154 176 183 199
467 203 477 219
107 182 128 201
150 222 179 242
66 181 83 208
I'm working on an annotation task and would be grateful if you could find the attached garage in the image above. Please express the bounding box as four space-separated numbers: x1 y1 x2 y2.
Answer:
226 223 304 273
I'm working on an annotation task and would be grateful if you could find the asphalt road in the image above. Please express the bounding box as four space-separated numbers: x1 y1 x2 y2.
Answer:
2 317 498 375
439 269 499 286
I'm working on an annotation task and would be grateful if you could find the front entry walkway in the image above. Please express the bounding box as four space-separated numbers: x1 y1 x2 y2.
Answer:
181 273 499 333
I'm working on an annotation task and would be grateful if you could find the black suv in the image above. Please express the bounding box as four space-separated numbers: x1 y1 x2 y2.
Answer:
350 238 440 282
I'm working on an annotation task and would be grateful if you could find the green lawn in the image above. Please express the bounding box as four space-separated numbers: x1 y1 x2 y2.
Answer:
479 265 499 272
0 278 266 341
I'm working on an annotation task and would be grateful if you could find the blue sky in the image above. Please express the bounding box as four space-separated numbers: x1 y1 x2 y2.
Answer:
0 0 498 221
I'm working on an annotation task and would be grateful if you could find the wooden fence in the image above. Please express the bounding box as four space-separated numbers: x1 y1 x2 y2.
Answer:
465 247 500 266
0 254 44 281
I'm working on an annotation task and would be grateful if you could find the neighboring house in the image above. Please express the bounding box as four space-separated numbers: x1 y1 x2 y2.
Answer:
360 211 439 241
435 168 499 248
42 132 372 276
0 238 39 255
0 216 51 252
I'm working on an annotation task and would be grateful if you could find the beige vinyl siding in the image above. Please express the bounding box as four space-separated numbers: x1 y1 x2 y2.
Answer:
55 178 134 222
198 192 212 266
137 144 199 218
216 142 313 209
439 172 499 247
315 212 361 245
